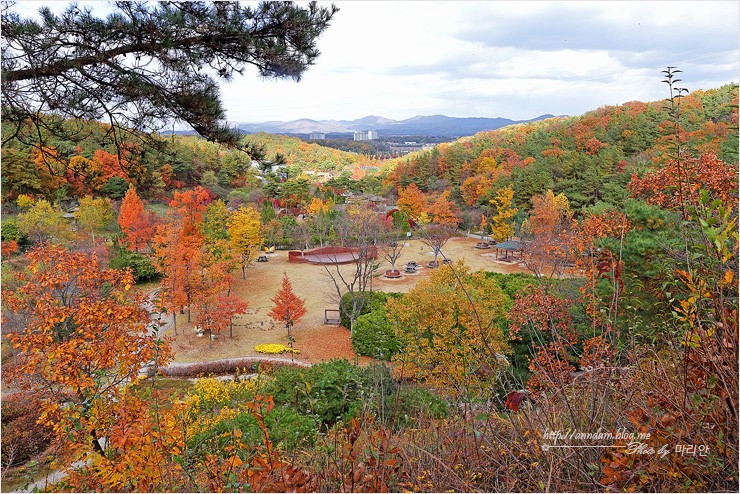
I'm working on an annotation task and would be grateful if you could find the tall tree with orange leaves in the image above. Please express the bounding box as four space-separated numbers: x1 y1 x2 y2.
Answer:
427 189 460 227
118 185 155 252
170 186 211 236
396 183 427 221
523 189 574 279
268 273 307 357
3 243 171 460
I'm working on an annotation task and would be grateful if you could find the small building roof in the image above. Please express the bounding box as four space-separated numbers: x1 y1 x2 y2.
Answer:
492 240 527 251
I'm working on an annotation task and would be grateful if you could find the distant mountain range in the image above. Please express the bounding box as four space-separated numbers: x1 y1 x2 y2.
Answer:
231 114 561 138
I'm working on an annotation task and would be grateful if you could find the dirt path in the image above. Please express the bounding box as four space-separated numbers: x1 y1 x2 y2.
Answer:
167 237 531 365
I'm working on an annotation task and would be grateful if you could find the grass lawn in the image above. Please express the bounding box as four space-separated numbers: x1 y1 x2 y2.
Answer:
145 202 172 217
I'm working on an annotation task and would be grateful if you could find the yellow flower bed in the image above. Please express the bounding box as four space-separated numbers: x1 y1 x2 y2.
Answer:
183 376 261 435
254 343 300 355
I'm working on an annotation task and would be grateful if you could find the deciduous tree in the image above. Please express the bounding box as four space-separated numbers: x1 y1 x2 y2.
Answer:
15 198 69 243
427 189 460 227
419 222 456 266
228 205 262 279
488 186 518 242
323 206 382 334
118 185 155 252
3 244 171 461
388 261 509 398
523 189 574 279
460 175 492 207
75 195 114 244
396 183 427 221
268 273 307 357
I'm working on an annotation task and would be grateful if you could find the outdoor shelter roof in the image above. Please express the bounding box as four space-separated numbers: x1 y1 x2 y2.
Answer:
492 240 527 251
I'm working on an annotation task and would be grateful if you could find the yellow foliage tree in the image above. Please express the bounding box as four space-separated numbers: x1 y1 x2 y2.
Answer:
388 261 510 398
15 198 69 243
489 186 518 242
75 196 114 244
228 205 262 279
307 197 333 216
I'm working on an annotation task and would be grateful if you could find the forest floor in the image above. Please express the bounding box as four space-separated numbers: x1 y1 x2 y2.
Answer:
168 236 531 365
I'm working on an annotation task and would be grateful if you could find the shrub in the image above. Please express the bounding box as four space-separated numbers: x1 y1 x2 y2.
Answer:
385 385 448 428
1 393 53 468
226 188 251 208
261 358 372 426
158 357 308 378
352 309 402 360
1 219 24 243
184 376 259 414
484 271 539 299
109 249 159 282
188 402 318 455
339 291 400 329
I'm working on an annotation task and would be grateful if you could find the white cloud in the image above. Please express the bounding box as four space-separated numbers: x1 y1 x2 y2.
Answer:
8 0 740 124
223 0 738 122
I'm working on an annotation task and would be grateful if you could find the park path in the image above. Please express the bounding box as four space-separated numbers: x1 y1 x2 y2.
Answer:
143 288 174 338
11 460 87 493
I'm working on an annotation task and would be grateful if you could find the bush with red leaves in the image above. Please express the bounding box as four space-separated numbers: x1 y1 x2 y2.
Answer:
1 393 53 468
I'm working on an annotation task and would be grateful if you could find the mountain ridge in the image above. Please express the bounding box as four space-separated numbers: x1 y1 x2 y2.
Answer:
232 113 561 137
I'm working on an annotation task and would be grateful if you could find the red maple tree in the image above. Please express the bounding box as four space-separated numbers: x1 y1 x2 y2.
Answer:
268 274 307 357
268 274 307 324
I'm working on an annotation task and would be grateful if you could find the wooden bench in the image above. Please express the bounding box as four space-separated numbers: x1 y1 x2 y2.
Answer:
324 309 341 325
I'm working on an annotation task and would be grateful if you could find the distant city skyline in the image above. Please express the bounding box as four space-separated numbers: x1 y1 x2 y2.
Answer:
10 1 740 127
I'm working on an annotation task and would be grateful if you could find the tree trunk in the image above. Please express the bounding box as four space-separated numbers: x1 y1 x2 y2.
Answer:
90 429 106 455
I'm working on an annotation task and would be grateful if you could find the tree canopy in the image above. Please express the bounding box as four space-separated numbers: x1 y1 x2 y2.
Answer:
1 1 338 149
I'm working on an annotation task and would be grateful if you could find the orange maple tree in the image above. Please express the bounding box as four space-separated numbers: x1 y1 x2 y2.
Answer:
268 273 307 324
190 247 248 343
427 190 460 227
3 243 171 462
118 185 155 251
396 183 427 221
170 186 211 236
268 273 307 356
460 175 492 207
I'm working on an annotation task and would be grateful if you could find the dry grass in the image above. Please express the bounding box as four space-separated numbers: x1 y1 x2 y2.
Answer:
169 237 530 364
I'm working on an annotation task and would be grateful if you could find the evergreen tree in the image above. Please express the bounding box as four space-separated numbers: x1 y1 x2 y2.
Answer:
1 1 338 150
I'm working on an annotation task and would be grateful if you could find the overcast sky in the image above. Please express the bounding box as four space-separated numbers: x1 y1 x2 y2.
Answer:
13 1 740 124
218 0 740 123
